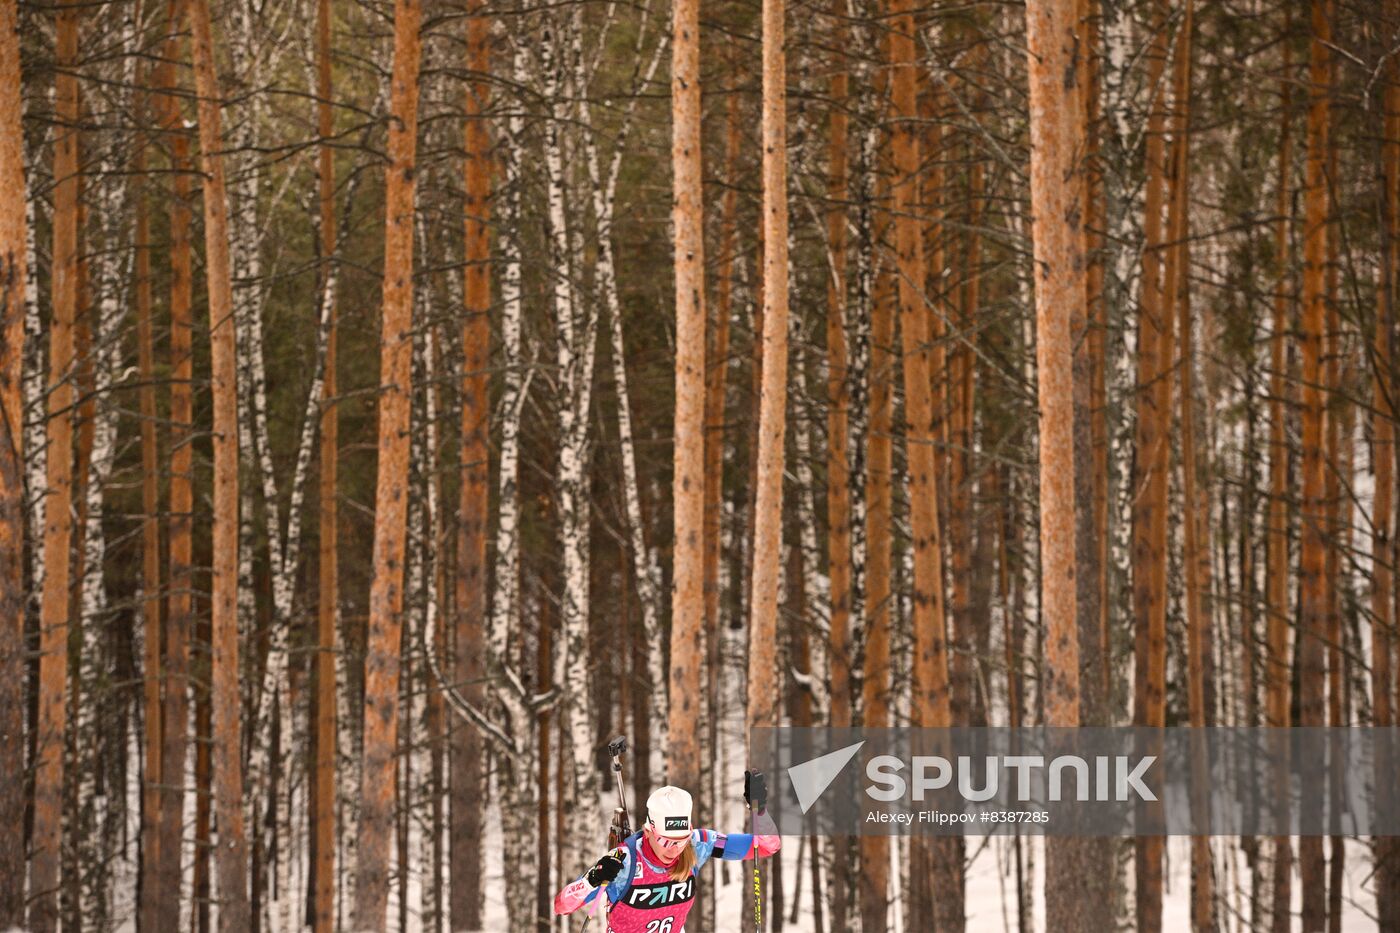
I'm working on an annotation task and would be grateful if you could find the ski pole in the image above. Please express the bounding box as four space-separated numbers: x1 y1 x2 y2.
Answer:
746 769 765 931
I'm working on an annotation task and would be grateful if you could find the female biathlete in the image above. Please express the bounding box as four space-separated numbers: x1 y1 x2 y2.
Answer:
553 777 781 932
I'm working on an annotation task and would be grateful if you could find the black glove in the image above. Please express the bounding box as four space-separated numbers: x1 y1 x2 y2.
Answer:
587 848 625 887
744 769 767 811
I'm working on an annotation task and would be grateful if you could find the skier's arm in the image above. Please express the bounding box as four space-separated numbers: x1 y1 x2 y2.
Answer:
553 848 625 915
711 809 782 861
552 876 600 916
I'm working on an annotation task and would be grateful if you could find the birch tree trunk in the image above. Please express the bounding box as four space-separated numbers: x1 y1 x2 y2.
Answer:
669 0 707 794
488 34 526 735
540 11 602 874
79 154 127 924
422 315 448 933
353 0 422 925
67 251 93 930
32 4 80 928
225 14 324 916
187 0 251 927
0 0 28 922
22 182 42 627
1298 2 1331 928
484 40 540 926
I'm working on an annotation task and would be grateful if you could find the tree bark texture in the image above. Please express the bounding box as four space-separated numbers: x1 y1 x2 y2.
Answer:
0 0 28 923
452 0 490 926
352 0 422 927
669 0 707 794
32 4 80 928
187 0 251 927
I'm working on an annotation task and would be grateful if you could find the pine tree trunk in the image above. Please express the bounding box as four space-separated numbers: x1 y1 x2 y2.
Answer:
186 0 250 927
1161 4 1212 928
32 4 80 928
1298 1 1331 929
669 0 707 795
135 116 165 933
1322 79 1344 933
185 1 248 928
1132 5 1173 930
1266 16 1295 931
747 0 788 924
1376 4 1400 923
352 0 422 926
703 82 739 927
0 0 28 923
313 0 338 925
824 0 851 733
1024 0 1089 928
157 5 196 919
452 0 490 926
823 6 854 923
859 144 894 933
950 49 979 734
889 2 954 929
823 23 856 930
1082 0 1111 709
1025 0 1084 734
1072 0 1116 922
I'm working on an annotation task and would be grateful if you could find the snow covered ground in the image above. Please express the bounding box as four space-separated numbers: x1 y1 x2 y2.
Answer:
480 784 1381 931
480 629 1381 930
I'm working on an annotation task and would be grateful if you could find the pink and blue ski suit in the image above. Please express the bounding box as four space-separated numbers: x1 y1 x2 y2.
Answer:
553 818 781 932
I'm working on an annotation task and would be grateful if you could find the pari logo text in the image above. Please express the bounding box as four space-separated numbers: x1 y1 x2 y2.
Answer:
864 754 1158 803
